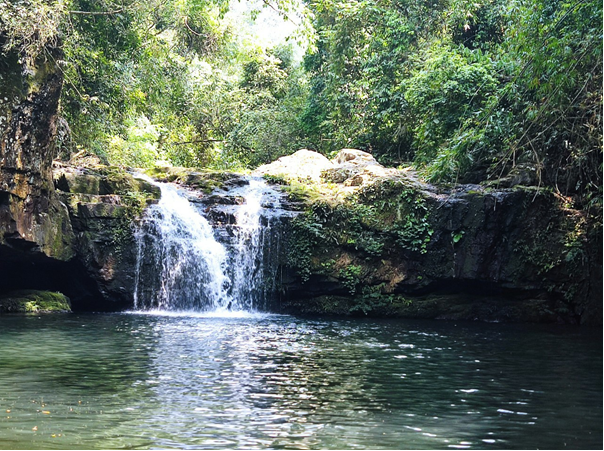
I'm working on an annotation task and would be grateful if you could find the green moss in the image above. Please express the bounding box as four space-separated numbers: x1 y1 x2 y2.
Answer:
262 173 289 185
59 173 101 194
143 166 239 194
0 290 71 314
285 176 438 287
339 264 363 294
144 166 181 182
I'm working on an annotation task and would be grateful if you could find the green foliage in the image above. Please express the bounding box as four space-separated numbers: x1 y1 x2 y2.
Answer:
106 116 162 167
1 0 312 169
452 230 465 244
494 0 603 204
339 264 362 294
262 173 289 185
402 41 499 179
224 57 310 167
357 180 434 253
287 209 324 282
301 0 602 206
391 189 434 254
0 0 65 67
2 0 601 212
299 0 459 158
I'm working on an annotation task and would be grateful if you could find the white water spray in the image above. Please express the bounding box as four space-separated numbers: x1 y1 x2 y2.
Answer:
133 175 286 313
229 178 277 310
134 178 232 311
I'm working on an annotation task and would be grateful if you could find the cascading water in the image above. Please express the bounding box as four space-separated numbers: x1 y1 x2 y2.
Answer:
133 174 287 313
228 178 283 311
133 178 232 311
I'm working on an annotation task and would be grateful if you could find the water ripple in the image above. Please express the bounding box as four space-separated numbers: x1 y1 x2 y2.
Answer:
0 314 601 449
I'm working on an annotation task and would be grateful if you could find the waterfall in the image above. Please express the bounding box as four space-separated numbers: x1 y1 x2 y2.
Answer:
229 178 282 311
133 174 285 313
133 179 232 311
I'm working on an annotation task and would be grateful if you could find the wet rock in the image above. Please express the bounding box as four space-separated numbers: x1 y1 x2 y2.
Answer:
54 171 101 195
280 174 602 325
51 163 163 310
144 166 241 193
204 209 237 226
202 194 245 206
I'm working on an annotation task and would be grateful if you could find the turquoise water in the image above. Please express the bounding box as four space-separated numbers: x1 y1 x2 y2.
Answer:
0 313 601 449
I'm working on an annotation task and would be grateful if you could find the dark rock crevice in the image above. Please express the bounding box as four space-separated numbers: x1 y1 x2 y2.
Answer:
0 244 107 311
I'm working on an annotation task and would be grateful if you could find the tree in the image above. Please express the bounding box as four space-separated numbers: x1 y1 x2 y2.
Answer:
300 0 602 207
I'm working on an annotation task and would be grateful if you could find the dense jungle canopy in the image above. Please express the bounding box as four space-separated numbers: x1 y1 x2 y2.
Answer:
1 0 602 211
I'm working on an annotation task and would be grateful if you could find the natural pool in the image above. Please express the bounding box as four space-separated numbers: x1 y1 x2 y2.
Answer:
0 312 601 449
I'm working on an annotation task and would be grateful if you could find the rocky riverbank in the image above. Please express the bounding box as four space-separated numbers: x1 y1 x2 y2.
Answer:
257 149 602 325
0 49 600 322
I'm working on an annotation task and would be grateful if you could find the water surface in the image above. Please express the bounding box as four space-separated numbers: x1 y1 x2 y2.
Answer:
0 313 601 449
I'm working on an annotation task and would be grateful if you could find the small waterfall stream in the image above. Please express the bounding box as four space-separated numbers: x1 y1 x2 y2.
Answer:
133 174 286 313
229 178 278 311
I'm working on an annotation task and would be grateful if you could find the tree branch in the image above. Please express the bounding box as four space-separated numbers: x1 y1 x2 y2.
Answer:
170 139 225 145
68 8 127 16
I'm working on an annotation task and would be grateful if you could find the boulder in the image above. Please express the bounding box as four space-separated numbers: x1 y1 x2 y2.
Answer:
254 149 334 182
320 149 404 187
332 148 379 166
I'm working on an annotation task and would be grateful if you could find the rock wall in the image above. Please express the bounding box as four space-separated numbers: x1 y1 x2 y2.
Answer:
53 161 160 309
268 150 602 325
0 45 81 305
0 46 158 311
0 46 73 260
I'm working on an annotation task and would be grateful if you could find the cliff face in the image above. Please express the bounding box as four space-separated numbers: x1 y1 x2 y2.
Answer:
0 46 81 303
52 161 160 309
0 47 73 260
265 150 602 325
0 48 159 311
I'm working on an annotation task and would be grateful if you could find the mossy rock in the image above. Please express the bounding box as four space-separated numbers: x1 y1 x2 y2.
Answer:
55 172 101 194
0 290 71 314
144 167 241 193
55 164 161 200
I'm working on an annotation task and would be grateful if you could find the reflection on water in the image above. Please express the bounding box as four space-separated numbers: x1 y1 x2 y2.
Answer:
0 314 601 449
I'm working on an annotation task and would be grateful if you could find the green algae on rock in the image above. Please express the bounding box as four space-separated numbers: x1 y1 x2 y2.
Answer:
0 290 71 314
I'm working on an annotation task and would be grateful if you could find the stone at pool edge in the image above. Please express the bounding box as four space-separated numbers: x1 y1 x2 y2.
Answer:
0 290 72 314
